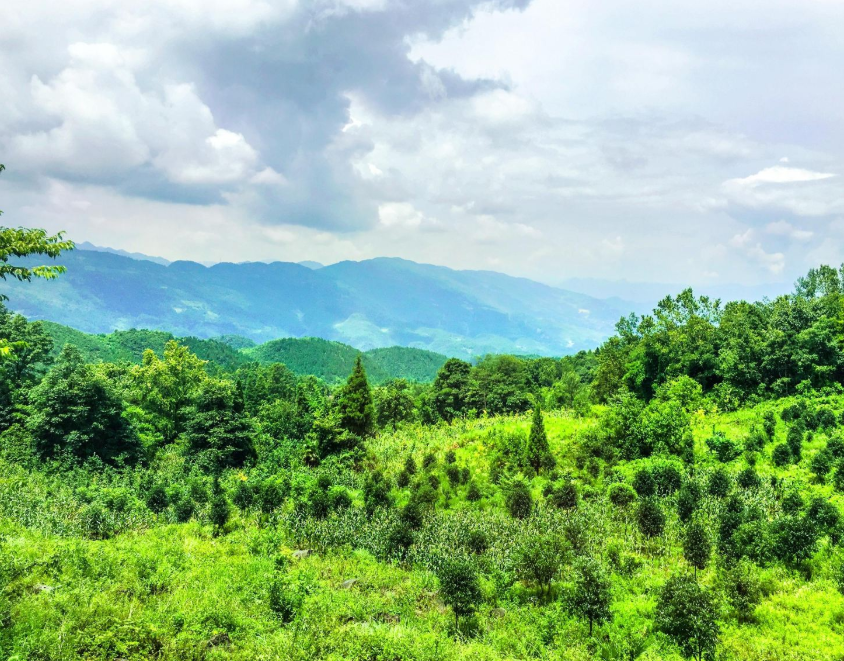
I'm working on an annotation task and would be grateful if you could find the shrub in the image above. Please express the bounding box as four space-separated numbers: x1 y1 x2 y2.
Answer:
637 498 666 538
677 481 702 523
786 426 804 461
466 481 482 502
811 449 833 481
422 452 437 470
546 479 579 510
608 483 637 509
655 575 720 661
736 467 761 491
515 533 567 594
706 432 742 463
505 477 533 519
445 450 457 465
445 464 461 487
396 470 410 488
268 576 303 623
762 411 777 439
437 558 482 629
466 529 489 555
632 468 656 498
772 443 792 467
652 463 682 496
707 467 731 498
722 559 762 622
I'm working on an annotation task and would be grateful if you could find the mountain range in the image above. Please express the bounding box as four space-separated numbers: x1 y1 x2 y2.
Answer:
2 247 641 357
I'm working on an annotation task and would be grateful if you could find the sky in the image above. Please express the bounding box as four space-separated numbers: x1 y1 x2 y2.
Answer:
1 0 843 290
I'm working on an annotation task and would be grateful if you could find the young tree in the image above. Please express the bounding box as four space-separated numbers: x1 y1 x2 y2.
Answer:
637 498 666 538
336 356 375 439
655 574 720 661
437 557 483 630
505 476 534 519
571 557 613 635
683 520 712 578
375 378 416 431
720 559 761 623
28 346 139 463
525 405 555 473
514 533 567 595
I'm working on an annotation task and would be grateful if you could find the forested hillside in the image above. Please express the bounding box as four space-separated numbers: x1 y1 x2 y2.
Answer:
5 255 844 659
39 322 448 384
0 248 637 356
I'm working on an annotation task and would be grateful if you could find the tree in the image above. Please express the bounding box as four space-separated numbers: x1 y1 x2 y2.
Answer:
683 520 712 578
336 356 375 439
515 533 567 595
655 574 720 661
721 559 761 622
677 481 702 524
432 358 472 422
375 378 415 431
28 345 139 463
505 476 533 519
437 557 482 630
525 405 555 473
636 498 666 538
0 164 75 303
132 341 207 443
571 557 613 636
184 379 257 468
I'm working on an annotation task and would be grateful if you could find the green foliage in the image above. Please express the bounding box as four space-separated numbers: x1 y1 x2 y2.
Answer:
655 573 720 661
636 498 666 538
184 379 257 468
336 356 375 441
28 346 139 464
570 557 613 635
504 476 533 519
436 557 482 627
683 520 712 576
515 533 567 594
524 405 555 473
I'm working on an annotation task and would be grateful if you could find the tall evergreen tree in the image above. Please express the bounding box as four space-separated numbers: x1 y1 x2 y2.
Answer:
336 356 375 439
525 404 555 472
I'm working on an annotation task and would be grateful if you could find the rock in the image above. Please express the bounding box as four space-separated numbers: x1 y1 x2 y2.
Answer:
33 584 54 593
208 631 230 647
292 549 312 559
340 579 357 589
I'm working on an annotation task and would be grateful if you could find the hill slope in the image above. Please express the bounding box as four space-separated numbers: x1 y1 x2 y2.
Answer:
41 323 447 383
2 248 636 356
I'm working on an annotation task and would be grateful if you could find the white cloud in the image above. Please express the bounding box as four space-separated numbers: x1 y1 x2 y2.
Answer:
765 220 814 242
726 166 835 187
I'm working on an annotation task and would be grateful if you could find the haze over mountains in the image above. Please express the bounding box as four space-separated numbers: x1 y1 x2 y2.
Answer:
2 246 643 357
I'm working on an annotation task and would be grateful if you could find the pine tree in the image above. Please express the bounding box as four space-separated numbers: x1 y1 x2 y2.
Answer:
336 356 375 439
525 405 555 473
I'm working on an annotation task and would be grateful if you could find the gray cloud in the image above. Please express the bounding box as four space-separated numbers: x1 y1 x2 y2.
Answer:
1 0 843 286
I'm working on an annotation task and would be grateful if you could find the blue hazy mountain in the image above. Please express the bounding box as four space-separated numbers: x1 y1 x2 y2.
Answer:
2 248 639 357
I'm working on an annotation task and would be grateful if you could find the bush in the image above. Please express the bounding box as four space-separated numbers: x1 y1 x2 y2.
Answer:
422 452 437 470
268 575 303 623
466 481 482 502
637 498 666 538
736 467 761 491
762 411 777 439
811 449 833 481
707 467 731 498
632 468 656 498
515 533 567 594
722 559 762 622
706 432 742 463
445 464 461 487
608 483 637 509
772 443 792 467
786 426 804 461
437 558 482 628
546 479 579 510
466 529 489 555
445 450 457 464
677 481 702 523
652 463 682 496
505 477 533 519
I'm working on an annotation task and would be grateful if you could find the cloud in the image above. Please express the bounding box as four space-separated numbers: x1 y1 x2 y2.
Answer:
2 0 844 287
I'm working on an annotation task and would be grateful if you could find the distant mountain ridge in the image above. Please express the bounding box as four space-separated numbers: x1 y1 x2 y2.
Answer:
3 248 639 356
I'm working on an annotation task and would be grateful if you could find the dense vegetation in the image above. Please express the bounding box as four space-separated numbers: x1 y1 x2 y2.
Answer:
5 220 844 659
39 322 449 384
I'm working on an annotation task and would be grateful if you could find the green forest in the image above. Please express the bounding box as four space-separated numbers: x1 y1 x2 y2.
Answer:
5 228 844 660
